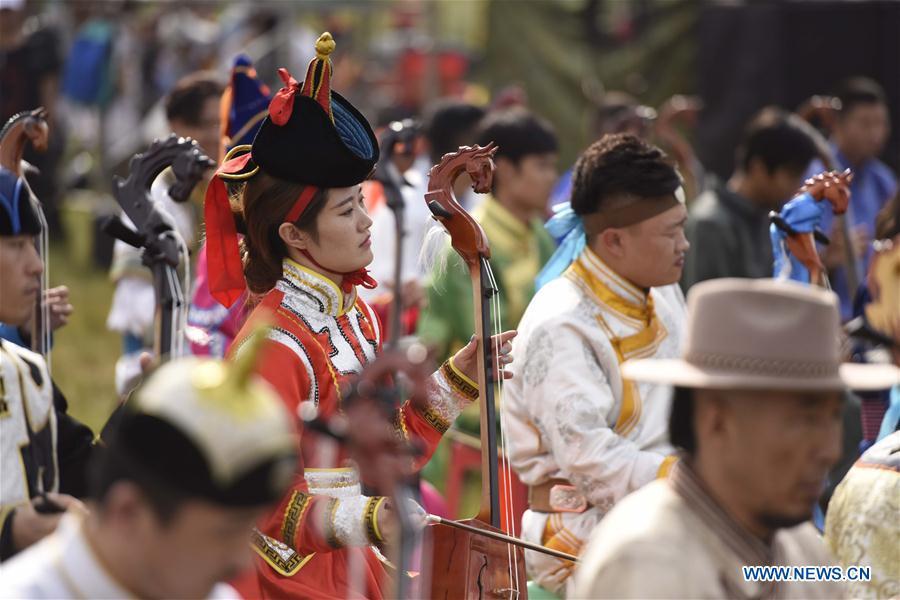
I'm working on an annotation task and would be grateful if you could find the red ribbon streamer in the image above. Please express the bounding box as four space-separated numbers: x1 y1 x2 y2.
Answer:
203 153 254 307
268 68 300 126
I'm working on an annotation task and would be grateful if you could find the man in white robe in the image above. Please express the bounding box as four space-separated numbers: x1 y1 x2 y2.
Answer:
504 134 689 595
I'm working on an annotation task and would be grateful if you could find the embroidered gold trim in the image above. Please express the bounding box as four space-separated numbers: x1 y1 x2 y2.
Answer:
581 274 669 438
283 258 347 315
280 490 311 549
441 359 478 401
657 455 678 478
312 60 327 100
308 480 359 490
580 246 644 304
304 468 360 494
251 529 315 577
304 467 354 472
416 403 451 434
364 496 386 545
569 259 646 323
540 513 581 564
391 409 410 441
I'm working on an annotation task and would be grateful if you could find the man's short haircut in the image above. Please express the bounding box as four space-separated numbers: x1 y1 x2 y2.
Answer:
164 72 224 125
735 107 819 175
669 386 696 455
836 76 887 117
423 99 486 164
89 442 189 524
570 133 680 216
475 107 559 164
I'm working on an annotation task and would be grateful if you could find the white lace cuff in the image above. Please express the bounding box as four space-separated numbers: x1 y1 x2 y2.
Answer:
421 358 479 433
325 495 385 548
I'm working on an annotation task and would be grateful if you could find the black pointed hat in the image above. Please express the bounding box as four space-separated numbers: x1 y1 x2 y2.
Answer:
204 32 380 307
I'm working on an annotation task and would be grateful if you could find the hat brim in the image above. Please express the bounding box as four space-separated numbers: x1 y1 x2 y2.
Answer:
217 144 259 181
621 358 899 392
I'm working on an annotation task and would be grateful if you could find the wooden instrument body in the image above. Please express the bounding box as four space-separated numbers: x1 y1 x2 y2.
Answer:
429 518 527 600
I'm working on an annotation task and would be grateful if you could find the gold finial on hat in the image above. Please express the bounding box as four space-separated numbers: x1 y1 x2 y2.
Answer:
192 317 273 419
315 32 336 60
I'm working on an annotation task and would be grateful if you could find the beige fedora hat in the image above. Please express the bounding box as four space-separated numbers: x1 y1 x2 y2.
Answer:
622 278 899 391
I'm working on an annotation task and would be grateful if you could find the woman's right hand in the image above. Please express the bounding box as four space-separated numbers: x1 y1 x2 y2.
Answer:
374 496 426 546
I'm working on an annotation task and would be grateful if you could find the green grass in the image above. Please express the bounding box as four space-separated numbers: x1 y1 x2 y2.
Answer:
47 198 120 433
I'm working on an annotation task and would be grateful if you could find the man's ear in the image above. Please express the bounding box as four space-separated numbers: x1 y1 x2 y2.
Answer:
597 227 626 258
103 481 147 528
695 390 734 443
278 222 309 251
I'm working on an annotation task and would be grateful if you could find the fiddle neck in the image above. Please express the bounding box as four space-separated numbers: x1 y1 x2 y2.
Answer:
470 257 501 527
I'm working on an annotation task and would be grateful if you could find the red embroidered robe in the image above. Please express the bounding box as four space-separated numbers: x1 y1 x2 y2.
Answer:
229 259 475 599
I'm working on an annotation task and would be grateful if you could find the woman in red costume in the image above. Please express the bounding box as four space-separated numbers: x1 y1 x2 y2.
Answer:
203 33 513 599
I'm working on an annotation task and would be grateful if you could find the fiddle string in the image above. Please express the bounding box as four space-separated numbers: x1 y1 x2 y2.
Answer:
484 260 519 597
161 230 190 359
178 233 190 357
37 205 51 370
165 258 178 358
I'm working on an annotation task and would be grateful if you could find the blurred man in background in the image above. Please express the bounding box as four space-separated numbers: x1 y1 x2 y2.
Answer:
418 107 558 362
682 108 819 290
416 98 486 208
807 77 897 321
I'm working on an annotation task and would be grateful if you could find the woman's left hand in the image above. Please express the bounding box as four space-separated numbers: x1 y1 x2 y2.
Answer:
452 330 517 383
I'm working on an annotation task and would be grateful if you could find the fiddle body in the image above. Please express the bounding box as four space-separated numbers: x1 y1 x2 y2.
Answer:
430 518 526 599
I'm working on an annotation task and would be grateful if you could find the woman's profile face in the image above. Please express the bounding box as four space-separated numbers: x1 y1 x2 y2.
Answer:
305 185 374 275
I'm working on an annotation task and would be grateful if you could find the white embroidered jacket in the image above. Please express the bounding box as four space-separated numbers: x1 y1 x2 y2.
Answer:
502 248 686 593
0 340 58 536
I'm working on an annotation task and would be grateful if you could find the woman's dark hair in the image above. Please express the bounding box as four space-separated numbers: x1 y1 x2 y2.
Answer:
669 386 696 455
570 133 680 216
239 172 329 294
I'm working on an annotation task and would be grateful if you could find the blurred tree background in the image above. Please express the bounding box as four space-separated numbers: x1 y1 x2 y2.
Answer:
480 0 696 166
